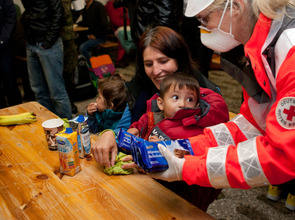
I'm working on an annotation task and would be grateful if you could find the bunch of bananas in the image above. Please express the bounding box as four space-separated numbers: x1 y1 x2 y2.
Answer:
0 112 37 126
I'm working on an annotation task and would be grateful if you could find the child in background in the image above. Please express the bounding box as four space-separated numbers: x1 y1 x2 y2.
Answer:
87 73 128 133
128 72 228 143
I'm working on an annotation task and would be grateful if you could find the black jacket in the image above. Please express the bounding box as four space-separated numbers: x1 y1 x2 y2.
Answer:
78 1 108 39
0 0 16 50
129 0 183 44
21 0 64 49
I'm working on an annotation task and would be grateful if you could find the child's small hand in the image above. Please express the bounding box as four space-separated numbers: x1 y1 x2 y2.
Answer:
127 128 139 136
148 135 161 142
87 103 98 116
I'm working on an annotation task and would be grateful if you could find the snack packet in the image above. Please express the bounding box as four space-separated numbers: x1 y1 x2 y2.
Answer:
56 128 81 176
104 152 134 175
117 129 132 152
117 129 193 173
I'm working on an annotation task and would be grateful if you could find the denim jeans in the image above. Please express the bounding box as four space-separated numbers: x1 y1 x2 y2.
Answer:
26 38 72 119
79 37 106 63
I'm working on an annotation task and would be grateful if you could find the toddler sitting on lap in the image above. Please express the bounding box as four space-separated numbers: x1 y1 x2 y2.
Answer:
128 72 228 143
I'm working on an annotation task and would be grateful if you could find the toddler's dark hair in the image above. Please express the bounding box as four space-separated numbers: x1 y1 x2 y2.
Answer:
97 73 128 112
159 72 200 104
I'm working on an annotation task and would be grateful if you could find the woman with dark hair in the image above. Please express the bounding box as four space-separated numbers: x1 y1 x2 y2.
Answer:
91 26 228 211
127 26 220 122
92 26 222 166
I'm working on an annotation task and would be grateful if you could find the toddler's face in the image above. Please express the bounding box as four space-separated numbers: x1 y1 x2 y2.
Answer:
96 90 108 112
158 86 198 118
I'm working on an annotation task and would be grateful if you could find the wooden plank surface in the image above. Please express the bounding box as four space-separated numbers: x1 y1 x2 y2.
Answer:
0 102 214 219
73 25 89 32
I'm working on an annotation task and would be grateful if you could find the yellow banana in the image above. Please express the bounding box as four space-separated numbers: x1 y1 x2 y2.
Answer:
0 117 37 126
0 112 37 126
0 112 35 120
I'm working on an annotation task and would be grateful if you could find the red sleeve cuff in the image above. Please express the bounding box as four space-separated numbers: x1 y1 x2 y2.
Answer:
188 129 217 156
182 154 212 187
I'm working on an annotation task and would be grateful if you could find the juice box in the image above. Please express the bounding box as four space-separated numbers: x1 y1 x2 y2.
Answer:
70 115 91 158
56 128 81 176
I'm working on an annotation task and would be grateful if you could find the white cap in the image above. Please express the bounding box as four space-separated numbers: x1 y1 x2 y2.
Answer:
185 0 215 17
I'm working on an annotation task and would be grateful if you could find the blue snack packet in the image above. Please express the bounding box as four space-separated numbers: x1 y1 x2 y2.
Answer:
136 140 168 172
117 129 132 152
130 135 140 166
159 139 194 157
117 129 193 173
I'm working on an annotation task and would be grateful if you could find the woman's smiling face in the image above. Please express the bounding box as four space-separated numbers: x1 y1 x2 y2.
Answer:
143 46 178 89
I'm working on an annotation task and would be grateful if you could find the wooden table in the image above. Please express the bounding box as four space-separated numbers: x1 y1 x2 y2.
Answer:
73 25 89 32
0 102 214 219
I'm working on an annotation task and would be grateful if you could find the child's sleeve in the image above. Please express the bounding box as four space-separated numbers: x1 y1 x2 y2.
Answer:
86 113 101 134
114 104 132 136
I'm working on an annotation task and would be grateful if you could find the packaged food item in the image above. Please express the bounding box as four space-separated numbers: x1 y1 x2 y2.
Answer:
117 129 193 173
42 118 64 150
56 128 81 176
117 129 132 152
104 152 134 175
70 115 91 158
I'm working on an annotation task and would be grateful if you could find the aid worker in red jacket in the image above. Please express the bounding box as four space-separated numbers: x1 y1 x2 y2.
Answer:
149 0 295 190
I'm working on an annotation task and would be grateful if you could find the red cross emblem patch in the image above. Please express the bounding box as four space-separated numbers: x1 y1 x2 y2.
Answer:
276 97 295 129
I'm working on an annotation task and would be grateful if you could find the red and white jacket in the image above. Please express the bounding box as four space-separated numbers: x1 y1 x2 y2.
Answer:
183 13 295 189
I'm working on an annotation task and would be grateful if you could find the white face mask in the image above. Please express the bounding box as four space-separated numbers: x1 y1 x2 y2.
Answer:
199 0 241 52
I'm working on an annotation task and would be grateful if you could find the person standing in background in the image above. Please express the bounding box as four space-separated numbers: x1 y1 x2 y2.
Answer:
130 0 184 46
77 0 108 63
61 0 85 114
181 17 214 78
0 0 22 108
105 0 133 68
21 0 72 119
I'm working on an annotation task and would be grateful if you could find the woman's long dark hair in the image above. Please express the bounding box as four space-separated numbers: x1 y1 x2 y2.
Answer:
136 26 198 87
125 26 205 121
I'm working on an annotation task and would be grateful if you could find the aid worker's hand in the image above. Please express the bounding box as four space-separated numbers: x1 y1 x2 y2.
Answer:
148 144 184 182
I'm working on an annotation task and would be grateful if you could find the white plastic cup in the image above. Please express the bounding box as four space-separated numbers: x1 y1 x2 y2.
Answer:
42 119 64 150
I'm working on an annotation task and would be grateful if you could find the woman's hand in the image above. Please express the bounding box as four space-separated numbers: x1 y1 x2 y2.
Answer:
91 130 117 167
87 103 98 116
